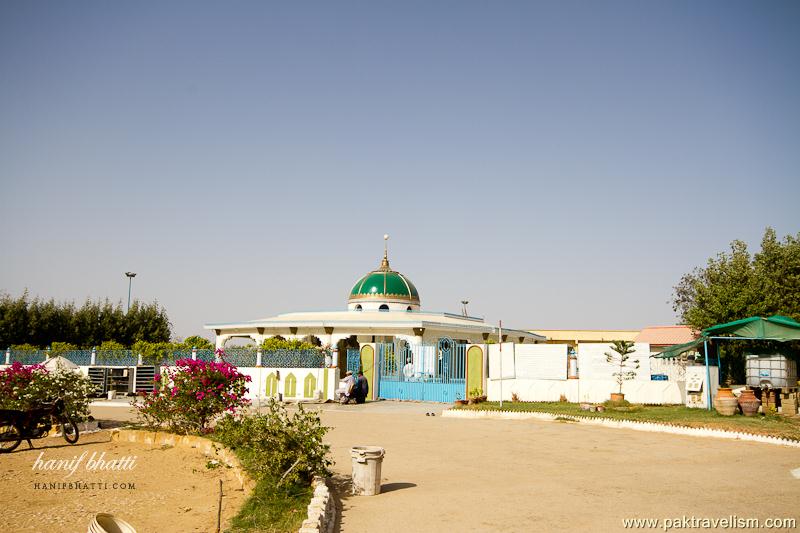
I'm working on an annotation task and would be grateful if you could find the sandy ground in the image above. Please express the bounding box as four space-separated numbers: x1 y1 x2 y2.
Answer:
0 428 247 533
316 402 800 533
50 400 800 532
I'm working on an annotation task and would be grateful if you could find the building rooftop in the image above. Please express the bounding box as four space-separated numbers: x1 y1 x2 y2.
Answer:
635 325 697 346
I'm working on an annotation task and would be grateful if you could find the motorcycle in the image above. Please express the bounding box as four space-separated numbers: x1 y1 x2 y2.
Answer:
0 398 80 453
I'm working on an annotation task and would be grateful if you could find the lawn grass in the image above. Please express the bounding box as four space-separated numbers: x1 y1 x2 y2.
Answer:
453 401 800 441
222 448 313 533
225 476 312 533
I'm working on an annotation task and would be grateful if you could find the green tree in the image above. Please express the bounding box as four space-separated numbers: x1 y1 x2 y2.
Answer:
125 301 171 344
0 291 30 348
0 292 171 347
605 341 639 396
672 228 800 330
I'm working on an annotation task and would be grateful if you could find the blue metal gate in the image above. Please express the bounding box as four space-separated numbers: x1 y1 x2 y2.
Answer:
376 338 466 402
346 348 361 374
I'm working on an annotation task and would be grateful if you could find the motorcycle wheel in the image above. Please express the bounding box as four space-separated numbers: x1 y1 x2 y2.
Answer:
61 420 79 444
0 422 22 453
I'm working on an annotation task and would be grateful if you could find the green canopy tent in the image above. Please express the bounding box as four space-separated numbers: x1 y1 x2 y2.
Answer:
704 315 800 341
654 315 800 409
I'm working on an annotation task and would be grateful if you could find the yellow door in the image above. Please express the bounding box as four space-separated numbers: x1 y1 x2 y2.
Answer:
467 346 483 396
360 345 375 400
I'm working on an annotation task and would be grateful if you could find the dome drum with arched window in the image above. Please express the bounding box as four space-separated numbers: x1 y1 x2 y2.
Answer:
348 252 420 312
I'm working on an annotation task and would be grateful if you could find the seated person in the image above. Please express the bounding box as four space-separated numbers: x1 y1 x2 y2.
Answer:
336 371 355 404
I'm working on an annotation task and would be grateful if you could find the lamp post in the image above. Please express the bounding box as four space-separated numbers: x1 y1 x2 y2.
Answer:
125 272 137 312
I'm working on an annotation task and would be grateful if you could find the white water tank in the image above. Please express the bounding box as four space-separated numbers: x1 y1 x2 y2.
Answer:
746 353 798 389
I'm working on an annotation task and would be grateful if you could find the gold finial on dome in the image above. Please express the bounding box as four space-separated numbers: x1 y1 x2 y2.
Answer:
380 234 390 271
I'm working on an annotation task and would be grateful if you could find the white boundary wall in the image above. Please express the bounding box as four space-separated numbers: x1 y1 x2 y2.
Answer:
238 367 339 402
58 365 340 403
487 343 687 405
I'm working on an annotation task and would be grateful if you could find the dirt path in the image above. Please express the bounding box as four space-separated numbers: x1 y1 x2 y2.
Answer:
319 402 800 532
0 430 247 533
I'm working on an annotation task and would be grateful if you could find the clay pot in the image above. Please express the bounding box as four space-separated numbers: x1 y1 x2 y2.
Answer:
454 399 468 406
610 393 625 403
738 389 761 417
714 387 738 416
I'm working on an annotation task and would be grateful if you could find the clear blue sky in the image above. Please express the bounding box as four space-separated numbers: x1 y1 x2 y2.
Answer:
1 1 798 339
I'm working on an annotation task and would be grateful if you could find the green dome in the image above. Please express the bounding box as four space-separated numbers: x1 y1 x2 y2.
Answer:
349 254 420 305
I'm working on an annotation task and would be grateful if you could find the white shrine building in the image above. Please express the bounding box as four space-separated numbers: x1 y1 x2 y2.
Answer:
204 239 543 364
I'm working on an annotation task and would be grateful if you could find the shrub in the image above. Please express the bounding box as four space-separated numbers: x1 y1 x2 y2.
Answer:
49 341 78 355
180 335 213 350
134 358 251 433
260 337 318 352
214 400 332 486
10 343 40 352
0 362 95 421
98 340 125 351
95 340 128 362
132 340 177 364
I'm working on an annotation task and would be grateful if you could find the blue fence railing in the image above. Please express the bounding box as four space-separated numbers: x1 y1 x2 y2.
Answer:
222 349 258 367
262 349 325 368
10 350 47 365
3 348 325 368
95 350 137 366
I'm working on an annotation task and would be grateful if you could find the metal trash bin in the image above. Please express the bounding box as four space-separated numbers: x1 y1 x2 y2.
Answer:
350 446 385 496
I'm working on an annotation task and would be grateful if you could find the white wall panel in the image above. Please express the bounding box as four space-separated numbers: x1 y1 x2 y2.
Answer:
488 343 516 379
514 344 568 380
577 342 651 381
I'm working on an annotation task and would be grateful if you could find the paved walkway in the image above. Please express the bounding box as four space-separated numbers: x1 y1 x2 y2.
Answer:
318 401 800 532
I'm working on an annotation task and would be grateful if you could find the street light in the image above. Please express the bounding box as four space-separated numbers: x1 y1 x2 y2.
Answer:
125 272 137 312
461 300 469 317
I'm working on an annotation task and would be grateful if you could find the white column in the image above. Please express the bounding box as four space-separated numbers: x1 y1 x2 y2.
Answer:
322 333 333 347
215 334 229 350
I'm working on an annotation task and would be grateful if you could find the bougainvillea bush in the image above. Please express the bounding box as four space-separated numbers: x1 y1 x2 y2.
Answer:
0 362 95 421
135 358 251 433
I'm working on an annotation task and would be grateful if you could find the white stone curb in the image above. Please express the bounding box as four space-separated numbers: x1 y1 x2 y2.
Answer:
441 408 800 448
299 476 336 533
